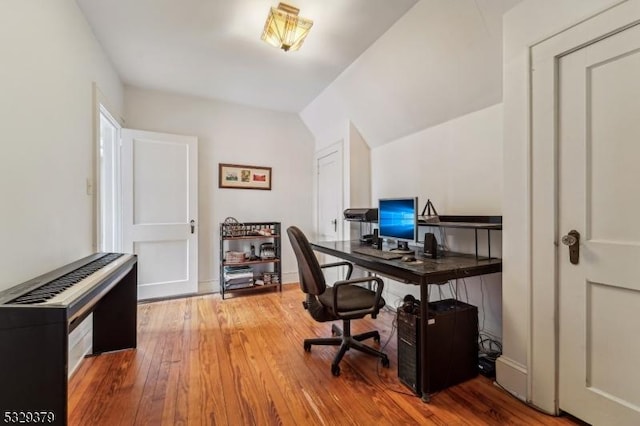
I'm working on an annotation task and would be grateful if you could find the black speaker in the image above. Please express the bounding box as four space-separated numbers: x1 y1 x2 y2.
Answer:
423 232 438 259
397 299 479 395
372 228 381 249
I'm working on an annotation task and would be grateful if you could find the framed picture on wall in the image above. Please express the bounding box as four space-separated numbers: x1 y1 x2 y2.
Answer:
218 163 272 190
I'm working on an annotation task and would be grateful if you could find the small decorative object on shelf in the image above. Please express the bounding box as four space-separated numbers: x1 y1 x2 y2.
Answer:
259 242 276 259
261 272 280 285
222 217 245 237
224 251 246 263
419 199 440 223
248 244 259 261
219 221 281 299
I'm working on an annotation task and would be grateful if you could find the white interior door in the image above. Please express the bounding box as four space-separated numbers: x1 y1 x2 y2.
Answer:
316 146 343 283
558 23 640 425
122 129 198 300
317 149 342 243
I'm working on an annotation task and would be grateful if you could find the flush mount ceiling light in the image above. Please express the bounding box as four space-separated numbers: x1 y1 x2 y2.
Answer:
260 3 313 52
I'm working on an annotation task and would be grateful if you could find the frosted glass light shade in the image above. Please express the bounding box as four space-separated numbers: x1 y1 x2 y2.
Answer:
261 3 313 52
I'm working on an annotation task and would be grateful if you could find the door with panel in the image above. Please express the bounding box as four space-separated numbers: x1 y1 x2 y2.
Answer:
122 129 198 300
557 22 640 425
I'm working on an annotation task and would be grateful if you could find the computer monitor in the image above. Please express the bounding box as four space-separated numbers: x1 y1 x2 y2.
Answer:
378 197 418 252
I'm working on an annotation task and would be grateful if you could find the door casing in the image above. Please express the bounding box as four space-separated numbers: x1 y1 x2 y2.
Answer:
530 0 640 414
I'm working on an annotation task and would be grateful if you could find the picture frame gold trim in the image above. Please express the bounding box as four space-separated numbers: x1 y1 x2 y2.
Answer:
218 163 272 190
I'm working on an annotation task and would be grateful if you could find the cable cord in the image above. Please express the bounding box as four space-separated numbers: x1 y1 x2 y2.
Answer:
462 279 470 304
466 275 502 360
479 276 487 332
478 333 502 361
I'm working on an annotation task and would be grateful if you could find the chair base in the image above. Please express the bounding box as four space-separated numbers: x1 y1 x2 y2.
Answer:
303 321 390 376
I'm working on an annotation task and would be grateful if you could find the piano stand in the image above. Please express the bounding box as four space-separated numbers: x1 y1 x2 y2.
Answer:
0 254 137 426
93 262 137 353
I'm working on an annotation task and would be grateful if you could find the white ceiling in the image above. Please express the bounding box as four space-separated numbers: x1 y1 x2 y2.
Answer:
77 0 419 113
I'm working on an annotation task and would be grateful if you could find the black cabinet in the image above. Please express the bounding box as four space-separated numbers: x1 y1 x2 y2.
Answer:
397 299 478 394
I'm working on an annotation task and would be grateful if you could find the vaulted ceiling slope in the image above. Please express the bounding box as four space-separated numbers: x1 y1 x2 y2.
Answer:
301 0 522 148
76 0 418 113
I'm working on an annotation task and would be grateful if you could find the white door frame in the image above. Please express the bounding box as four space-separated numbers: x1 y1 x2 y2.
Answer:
313 141 345 242
93 84 124 253
530 0 640 413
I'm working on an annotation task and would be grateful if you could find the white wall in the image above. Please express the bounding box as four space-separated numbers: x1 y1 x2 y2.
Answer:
500 0 623 409
0 1 123 288
372 104 502 215
0 1 124 375
123 87 315 291
301 0 519 149
371 104 503 337
347 124 372 240
348 123 371 210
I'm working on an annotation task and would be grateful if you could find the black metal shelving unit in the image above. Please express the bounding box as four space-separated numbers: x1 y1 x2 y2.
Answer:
219 221 282 299
417 215 502 259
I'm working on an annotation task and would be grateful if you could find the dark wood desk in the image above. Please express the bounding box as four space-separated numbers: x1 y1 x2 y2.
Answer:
310 240 502 401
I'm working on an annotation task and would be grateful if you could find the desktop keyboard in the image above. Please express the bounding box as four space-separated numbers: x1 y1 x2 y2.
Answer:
352 246 405 260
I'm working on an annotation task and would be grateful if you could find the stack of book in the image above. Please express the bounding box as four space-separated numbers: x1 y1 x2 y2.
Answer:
223 265 254 289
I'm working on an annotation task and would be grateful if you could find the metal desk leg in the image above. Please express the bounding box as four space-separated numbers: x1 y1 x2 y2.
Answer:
420 282 430 402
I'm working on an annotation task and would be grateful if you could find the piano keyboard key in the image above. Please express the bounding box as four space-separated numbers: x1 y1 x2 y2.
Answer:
9 253 124 305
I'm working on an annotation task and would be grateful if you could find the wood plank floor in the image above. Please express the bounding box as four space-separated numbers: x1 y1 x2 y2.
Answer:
69 284 580 425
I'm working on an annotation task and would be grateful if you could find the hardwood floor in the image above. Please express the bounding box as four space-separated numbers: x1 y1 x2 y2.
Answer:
69 284 579 425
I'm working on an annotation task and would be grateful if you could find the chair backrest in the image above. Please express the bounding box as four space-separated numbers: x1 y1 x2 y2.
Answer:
286 226 327 296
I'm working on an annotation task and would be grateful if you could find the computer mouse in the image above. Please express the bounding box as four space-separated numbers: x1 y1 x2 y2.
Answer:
401 255 416 262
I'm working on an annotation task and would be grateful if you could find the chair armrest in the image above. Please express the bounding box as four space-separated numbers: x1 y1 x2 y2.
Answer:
320 261 353 280
332 276 384 319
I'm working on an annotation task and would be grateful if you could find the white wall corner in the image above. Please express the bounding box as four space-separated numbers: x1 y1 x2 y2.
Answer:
199 279 218 294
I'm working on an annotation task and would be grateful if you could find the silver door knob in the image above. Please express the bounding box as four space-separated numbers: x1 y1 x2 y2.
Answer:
561 233 577 246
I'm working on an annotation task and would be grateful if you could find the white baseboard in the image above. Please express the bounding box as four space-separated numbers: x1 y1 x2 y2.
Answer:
68 315 93 378
199 279 218 294
281 271 298 284
495 355 528 401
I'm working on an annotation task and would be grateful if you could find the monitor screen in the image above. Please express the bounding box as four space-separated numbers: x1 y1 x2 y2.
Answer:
378 197 418 248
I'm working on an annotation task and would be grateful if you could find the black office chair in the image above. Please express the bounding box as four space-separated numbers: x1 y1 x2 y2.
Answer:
286 226 390 376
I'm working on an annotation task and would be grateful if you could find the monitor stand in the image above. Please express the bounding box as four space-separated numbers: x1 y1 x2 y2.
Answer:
390 241 413 254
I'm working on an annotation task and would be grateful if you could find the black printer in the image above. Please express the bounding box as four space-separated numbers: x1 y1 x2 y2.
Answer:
343 208 378 222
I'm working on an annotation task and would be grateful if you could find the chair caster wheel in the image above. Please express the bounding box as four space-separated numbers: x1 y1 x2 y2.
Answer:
373 332 381 343
381 356 390 368
331 364 340 376
303 342 311 352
